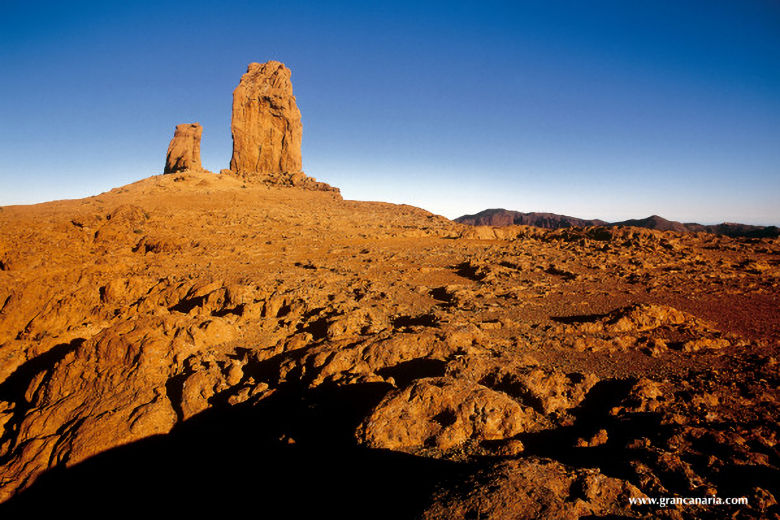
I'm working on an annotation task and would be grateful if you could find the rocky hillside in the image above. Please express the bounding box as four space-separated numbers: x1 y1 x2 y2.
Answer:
0 172 778 518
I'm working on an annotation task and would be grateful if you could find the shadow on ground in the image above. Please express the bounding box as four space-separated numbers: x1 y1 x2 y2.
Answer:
1 382 470 518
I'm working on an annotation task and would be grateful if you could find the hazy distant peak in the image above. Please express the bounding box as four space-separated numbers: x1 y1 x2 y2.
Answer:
454 208 606 229
456 208 779 238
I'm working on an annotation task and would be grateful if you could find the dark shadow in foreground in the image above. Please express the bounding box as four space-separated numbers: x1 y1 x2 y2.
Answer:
1 383 471 518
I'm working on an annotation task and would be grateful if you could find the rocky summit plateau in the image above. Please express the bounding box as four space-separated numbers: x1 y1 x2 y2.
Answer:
0 62 778 519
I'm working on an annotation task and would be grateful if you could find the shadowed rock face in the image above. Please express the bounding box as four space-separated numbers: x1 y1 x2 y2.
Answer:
230 61 302 175
164 123 203 174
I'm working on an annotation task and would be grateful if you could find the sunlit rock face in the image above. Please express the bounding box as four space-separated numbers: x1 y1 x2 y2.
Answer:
164 123 203 174
230 61 302 175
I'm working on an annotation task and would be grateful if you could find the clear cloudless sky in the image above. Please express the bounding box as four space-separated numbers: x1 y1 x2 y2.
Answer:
1 0 779 224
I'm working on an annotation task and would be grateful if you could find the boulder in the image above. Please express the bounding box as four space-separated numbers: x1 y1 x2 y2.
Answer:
356 377 539 451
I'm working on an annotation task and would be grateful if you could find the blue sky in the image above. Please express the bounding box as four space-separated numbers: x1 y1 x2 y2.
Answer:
1 0 779 224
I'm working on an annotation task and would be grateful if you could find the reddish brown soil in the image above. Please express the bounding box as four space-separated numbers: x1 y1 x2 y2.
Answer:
0 171 777 518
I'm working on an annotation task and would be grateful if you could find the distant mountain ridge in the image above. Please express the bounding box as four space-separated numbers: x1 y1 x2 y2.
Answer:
454 209 608 229
454 209 779 238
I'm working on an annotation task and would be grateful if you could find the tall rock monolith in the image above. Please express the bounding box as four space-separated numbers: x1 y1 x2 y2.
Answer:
164 123 203 174
230 61 303 175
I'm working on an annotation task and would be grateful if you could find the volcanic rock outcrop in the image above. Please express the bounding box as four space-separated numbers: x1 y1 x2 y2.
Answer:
164 123 203 174
229 61 302 175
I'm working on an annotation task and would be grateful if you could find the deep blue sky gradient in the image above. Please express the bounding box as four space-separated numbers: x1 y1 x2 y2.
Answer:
1 0 779 223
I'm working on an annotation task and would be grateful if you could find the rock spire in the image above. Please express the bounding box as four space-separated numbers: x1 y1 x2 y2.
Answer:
164 123 203 174
230 61 303 175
